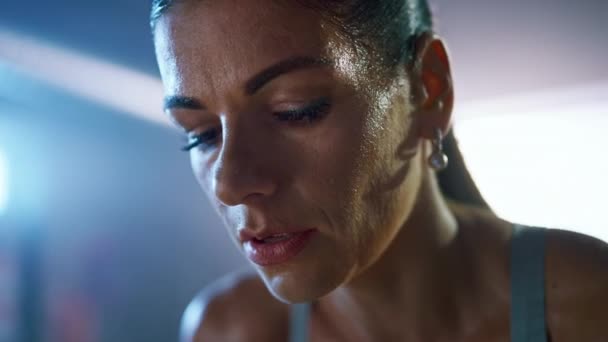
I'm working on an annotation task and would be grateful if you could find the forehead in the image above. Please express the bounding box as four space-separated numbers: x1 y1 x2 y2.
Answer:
153 0 342 96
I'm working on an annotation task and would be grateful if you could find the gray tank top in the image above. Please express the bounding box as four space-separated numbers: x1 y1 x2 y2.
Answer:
289 224 548 342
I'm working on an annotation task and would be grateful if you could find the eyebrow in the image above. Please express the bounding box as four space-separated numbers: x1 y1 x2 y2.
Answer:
244 55 331 95
163 55 331 111
164 96 205 111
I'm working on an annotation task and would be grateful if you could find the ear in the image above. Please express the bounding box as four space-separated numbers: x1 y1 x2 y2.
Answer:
408 33 454 140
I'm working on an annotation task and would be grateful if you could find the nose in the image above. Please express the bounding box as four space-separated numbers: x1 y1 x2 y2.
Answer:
211 119 279 207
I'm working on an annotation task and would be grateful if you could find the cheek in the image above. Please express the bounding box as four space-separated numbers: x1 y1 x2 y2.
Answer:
300 85 417 262
189 151 207 189
189 151 221 211
296 99 387 238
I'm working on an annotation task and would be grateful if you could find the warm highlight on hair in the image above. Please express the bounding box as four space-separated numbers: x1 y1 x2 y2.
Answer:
150 0 489 209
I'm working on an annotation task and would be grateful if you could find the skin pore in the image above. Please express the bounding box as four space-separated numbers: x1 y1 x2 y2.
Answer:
154 0 608 341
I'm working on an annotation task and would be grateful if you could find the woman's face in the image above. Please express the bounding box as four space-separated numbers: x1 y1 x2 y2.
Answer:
155 0 424 302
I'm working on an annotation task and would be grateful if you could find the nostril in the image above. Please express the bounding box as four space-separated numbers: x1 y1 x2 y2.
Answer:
209 135 280 206
213 168 275 207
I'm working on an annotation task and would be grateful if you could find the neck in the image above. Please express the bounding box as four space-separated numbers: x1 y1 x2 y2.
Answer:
315 166 482 341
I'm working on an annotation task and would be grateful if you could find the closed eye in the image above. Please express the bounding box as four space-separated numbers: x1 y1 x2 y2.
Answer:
181 127 221 152
273 97 331 124
180 97 331 152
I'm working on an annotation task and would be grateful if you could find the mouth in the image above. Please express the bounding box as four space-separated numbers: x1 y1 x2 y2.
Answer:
241 229 317 266
238 227 315 243
253 233 294 244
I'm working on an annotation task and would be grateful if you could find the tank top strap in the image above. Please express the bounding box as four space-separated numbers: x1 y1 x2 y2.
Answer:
289 224 549 342
289 302 311 342
510 224 549 342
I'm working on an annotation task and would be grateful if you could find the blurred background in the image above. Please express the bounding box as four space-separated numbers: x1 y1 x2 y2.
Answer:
0 0 606 341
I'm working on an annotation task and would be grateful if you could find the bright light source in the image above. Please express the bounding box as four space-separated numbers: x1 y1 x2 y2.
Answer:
455 82 608 242
0 29 168 126
0 148 8 215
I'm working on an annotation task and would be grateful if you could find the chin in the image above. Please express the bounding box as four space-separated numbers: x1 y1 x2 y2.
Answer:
255 263 348 304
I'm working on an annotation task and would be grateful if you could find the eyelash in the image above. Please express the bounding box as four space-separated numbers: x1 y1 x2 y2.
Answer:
181 98 331 152
181 128 220 152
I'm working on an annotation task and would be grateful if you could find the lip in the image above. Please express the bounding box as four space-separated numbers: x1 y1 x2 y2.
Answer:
242 229 317 267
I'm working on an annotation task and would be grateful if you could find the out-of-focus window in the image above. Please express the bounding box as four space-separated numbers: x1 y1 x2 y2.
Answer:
456 83 608 242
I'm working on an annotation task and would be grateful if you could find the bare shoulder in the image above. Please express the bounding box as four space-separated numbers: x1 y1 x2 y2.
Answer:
544 228 608 341
180 269 289 342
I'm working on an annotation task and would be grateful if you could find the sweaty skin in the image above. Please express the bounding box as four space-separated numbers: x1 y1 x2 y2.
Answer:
155 0 427 304
154 0 608 341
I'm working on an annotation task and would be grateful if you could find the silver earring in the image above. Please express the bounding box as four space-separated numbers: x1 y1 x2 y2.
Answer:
428 128 448 171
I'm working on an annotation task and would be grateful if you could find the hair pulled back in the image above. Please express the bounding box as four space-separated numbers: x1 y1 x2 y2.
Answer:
151 0 488 209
